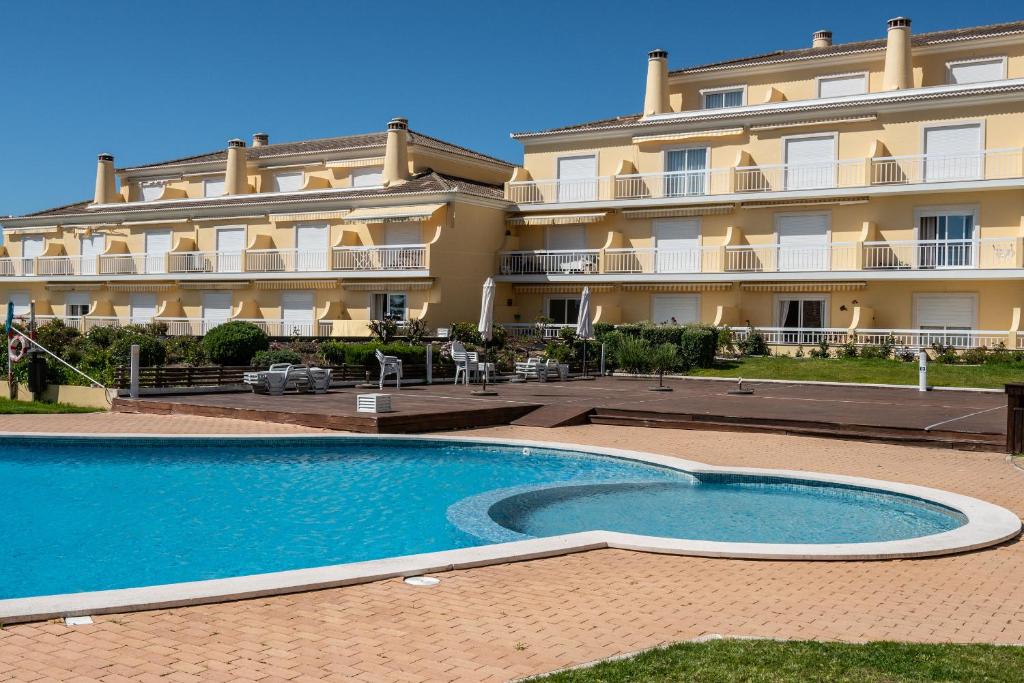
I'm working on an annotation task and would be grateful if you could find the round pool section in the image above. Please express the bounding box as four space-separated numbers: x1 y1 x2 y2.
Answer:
0 434 1018 623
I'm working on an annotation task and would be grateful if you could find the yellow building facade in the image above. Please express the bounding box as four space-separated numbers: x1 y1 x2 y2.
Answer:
2 17 1023 350
0 118 513 337
498 18 1024 350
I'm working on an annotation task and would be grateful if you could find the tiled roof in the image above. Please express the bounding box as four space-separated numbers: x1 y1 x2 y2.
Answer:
513 19 1024 138
118 130 514 173
6 172 505 222
673 19 1024 74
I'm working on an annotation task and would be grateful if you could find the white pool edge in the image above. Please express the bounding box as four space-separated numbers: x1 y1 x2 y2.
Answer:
0 432 1019 625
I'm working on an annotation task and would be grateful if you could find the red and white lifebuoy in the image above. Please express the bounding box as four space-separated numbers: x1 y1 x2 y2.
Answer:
8 336 28 363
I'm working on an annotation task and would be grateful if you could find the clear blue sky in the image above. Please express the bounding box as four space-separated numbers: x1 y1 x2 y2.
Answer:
0 0 1019 216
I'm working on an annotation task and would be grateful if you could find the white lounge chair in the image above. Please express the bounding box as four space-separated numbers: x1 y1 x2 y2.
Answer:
452 341 480 385
244 363 296 395
307 366 333 393
514 357 559 382
375 349 402 389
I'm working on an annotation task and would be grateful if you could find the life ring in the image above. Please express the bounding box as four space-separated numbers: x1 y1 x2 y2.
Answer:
8 336 28 363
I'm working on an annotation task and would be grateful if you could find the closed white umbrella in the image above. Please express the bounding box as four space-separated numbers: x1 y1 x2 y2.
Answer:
474 277 497 394
576 287 593 378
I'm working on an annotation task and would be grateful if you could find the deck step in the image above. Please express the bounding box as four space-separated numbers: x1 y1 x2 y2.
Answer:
511 404 595 428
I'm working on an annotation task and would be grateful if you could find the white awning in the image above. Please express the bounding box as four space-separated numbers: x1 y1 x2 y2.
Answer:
270 210 351 223
341 204 445 224
622 205 734 219
633 128 744 144
506 212 607 226
4 225 60 235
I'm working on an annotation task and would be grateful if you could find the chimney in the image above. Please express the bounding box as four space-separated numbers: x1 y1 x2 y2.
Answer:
252 132 269 147
224 139 248 195
812 30 833 48
382 117 410 185
643 49 670 116
93 153 117 204
882 17 913 91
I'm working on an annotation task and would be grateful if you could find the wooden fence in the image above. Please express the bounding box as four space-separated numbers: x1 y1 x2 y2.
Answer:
113 362 452 389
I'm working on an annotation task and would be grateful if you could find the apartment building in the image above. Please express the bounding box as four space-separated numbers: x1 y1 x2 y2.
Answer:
498 18 1024 349
0 118 512 337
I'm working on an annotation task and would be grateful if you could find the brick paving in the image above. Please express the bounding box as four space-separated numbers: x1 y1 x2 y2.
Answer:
1 416 1022 682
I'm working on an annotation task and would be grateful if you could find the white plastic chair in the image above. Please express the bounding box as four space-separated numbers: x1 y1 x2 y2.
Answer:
375 349 402 389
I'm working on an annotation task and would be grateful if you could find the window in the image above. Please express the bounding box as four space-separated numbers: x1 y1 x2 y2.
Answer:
652 294 700 325
295 223 329 271
664 148 708 197
776 295 827 344
20 236 44 275
203 177 225 198
923 124 982 181
701 88 744 109
653 218 701 273
8 291 30 316
144 230 172 274
281 291 315 335
140 182 165 201
917 209 976 268
784 134 836 190
372 293 408 321
776 213 830 272
914 293 976 330
947 57 1006 85
817 73 867 98
129 293 157 324
80 233 105 276
556 155 598 202
350 167 384 188
66 292 90 318
273 171 304 193
547 298 580 325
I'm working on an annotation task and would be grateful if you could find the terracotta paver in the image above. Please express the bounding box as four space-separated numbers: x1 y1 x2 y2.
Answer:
1 415 1022 682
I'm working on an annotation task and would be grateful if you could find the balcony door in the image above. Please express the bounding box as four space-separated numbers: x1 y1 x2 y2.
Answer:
295 223 328 272
144 230 172 274
653 218 701 273
784 135 836 190
914 293 976 347
924 124 982 182
80 234 105 275
202 291 233 333
777 213 829 272
281 291 314 336
556 155 597 202
21 236 44 276
216 227 245 273
130 293 157 324
664 148 707 197
918 212 976 268
776 295 827 344
652 294 700 325
65 292 91 319
545 225 591 273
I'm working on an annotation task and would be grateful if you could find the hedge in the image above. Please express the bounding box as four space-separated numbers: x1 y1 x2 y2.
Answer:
609 323 718 370
320 341 426 367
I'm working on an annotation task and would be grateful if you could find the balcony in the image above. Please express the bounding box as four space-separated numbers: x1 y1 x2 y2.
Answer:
0 245 428 278
498 238 1020 276
505 148 1024 205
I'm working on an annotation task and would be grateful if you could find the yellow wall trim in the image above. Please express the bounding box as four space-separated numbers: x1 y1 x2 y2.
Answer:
740 282 867 292
507 212 607 226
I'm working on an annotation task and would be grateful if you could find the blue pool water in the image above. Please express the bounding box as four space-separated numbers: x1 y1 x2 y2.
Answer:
1 437 964 599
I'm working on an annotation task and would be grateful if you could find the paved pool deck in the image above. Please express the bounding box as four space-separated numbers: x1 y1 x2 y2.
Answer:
0 415 1021 682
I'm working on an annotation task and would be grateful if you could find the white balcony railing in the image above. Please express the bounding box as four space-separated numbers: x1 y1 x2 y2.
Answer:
603 247 723 274
0 245 429 278
732 326 1010 349
505 148 1024 204
502 323 576 339
499 250 601 275
725 242 860 273
34 315 342 337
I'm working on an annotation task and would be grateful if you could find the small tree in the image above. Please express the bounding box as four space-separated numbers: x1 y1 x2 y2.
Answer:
614 336 652 374
367 319 398 343
202 321 269 366
648 343 678 391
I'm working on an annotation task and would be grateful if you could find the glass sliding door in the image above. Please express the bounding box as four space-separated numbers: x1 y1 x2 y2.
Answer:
664 148 708 197
918 213 975 268
777 296 826 344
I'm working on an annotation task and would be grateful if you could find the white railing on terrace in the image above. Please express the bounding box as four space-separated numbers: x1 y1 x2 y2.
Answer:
731 326 1010 349
499 250 600 275
725 243 860 272
603 247 723 274
332 245 427 271
504 148 1024 203
0 246 429 278
502 323 576 339
862 238 1019 270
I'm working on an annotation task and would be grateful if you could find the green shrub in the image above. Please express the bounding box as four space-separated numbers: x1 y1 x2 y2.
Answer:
614 335 652 373
108 331 166 369
737 325 770 356
368 318 399 343
678 325 717 369
201 321 269 366
449 321 483 346
319 340 347 365
649 342 679 376
85 325 119 348
809 340 831 359
859 344 887 359
334 342 426 367
403 318 430 344
593 322 616 342
164 336 207 366
717 327 737 355
838 338 859 358
931 342 959 364
543 341 573 364
252 349 304 368
959 347 989 365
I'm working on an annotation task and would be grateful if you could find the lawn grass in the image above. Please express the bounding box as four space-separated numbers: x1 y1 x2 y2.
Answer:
0 396 99 414
687 356 1024 389
535 639 1024 682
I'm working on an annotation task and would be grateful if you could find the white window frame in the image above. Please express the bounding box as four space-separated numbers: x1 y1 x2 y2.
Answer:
945 56 1007 85
545 296 582 325
203 176 226 198
661 145 711 174
773 293 830 328
912 293 978 330
815 71 869 98
699 85 747 109
650 293 701 325
912 204 980 241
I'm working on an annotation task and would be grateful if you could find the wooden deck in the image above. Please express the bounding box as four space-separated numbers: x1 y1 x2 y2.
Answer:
112 376 1008 450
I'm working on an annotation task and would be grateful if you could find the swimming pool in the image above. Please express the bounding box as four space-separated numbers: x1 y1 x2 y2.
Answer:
0 435 1019 621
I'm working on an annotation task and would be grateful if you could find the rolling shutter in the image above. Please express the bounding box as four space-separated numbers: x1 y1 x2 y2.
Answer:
948 59 1004 84
777 213 829 272
202 291 233 322
784 135 836 189
273 172 304 193
216 227 246 273
281 291 314 335
545 225 587 251
295 223 329 271
652 295 700 325
130 293 157 323
145 230 172 274
915 294 975 329
556 155 598 202
351 167 383 187
818 74 867 98
924 125 982 181
654 218 701 273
